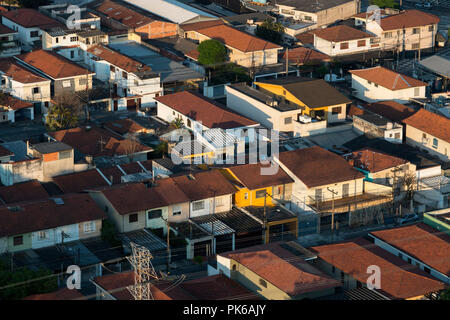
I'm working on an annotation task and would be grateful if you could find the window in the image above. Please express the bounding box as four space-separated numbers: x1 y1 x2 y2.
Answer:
187 119 191 128
173 205 182 216
304 16 312 21
244 192 248 200
284 117 292 124
13 235 23 246
129 213 138 223
259 278 267 288
394 132 400 139
414 87 420 96
55 37 59 43
232 264 237 271
148 209 162 219
357 40 366 47
59 150 71 159
384 32 392 38
407 258 412 264
192 201 205 211
30 30 39 38
110 65 116 73
84 221 96 233
282 90 286 95
70 51 75 59
1 78 5 85
368 80 372 85
216 197 224 207
38 231 48 240
122 71 128 79
432 138 438 149
340 42 349 50
62 80 71 88
428 25 434 32
332 266 336 273
374 83 378 87
423 133 427 139
79 78 87 85
412 43 420 49
33 87 39 94
412 28 420 34
332 107 341 115
424 267 431 274
70 36 78 42
255 189 266 199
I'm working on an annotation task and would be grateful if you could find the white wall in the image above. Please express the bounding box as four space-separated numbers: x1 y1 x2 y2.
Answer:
314 36 373 56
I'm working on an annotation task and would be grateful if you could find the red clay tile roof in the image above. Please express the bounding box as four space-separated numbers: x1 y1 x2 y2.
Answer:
103 118 148 135
224 242 340 297
1 8 63 29
281 47 331 65
227 162 294 190
171 170 236 201
347 104 365 117
350 66 427 91
345 148 408 173
365 100 416 123
0 58 49 84
378 10 439 31
310 238 445 299
402 108 450 143
0 180 49 204
155 91 258 129
181 19 224 32
53 169 111 194
311 25 374 42
0 6 7 12
0 194 106 237
24 288 84 300
90 0 154 28
48 125 152 158
87 45 152 74
295 32 314 45
0 23 15 35
278 146 364 188
17 49 94 79
370 223 450 277
0 94 33 111
195 24 281 52
0 144 13 158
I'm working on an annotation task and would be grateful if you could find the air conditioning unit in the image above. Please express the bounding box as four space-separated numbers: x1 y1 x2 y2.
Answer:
299 114 312 123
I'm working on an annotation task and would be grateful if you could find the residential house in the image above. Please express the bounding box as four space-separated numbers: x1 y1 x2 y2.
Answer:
0 180 49 204
42 26 109 53
0 58 52 115
365 10 439 53
92 271 258 300
280 46 331 66
0 194 106 253
423 208 450 236
310 25 375 57
103 118 153 138
0 24 20 57
363 100 417 123
39 3 102 30
310 237 445 300
343 148 416 188
89 0 178 39
352 113 404 143
211 242 341 300
275 0 359 28
15 49 95 97
0 93 35 123
369 223 450 284
252 76 351 129
183 23 282 68
402 108 450 162
156 90 259 133
1 8 62 47
86 44 161 109
221 162 294 207
350 66 427 103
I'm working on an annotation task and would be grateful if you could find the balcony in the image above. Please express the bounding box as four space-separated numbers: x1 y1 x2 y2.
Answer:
293 114 327 137
309 192 393 214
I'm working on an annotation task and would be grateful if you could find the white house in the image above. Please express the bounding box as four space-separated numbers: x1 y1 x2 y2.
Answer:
86 45 161 109
350 66 427 103
1 8 62 47
42 27 108 53
310 25 375 57
0 24 21 58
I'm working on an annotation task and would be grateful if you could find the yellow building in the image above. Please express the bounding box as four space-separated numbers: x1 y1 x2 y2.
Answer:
254 77 351 123
221 162 294 208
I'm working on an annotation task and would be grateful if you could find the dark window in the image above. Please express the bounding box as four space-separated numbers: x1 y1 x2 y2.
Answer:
30 31 39 38
70 36 78 42
55 37 59 43
407 258 412 264
357 40 366 47
340 42 349 50
13 235 23 246
122 71 128 79
148 209 162 219
33 87 39 94
129 213 138 223
59 150 71 159
332 266 336 273
284 117 292 124
110 65 116 73
1 78 5 85
187 119 191 127
332 107 341 115
232 264 237 271
255 189 266 199
70 51 75 59
424 267 431 274
259 278 267 288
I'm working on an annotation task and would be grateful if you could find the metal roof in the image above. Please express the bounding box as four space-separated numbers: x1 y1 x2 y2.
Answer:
190 214 235 236
121 229 167 252
419 53 450 79
215 207 263 233
31 141 72 154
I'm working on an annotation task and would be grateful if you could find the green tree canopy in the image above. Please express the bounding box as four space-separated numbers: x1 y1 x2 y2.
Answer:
46 104 79 131
197 39 227 67
369 0 399 9
255 19 285 45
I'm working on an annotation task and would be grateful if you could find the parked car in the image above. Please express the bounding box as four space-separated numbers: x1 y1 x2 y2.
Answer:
415 2 424 8
398 213 419 225
423 2 433 9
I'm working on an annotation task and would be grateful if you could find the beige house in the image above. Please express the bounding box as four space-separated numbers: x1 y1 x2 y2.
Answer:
402 108 450 162
183 24 281 68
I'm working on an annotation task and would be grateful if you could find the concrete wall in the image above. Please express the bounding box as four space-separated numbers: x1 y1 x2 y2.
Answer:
405 125 450 162
314 36 373 56
53 74 93 96
0 233 32 254
189 194 233 218
0 159 43 186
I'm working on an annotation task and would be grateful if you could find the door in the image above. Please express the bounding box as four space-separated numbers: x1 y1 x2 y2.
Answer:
342 183 349 198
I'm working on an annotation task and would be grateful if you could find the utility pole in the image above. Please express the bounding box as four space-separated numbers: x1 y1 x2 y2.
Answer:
327 187 338 239
161 217 171 273
263 192 267 244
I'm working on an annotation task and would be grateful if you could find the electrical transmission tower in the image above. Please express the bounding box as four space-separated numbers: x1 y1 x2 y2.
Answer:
126 242 159 300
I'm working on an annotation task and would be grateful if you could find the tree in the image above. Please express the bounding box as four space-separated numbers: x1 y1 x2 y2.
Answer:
46 104 78 131
17 0 50 8
197 39 227 68
171 117 184 129
255 19 285 45
440 288 450 300
369 0 399 9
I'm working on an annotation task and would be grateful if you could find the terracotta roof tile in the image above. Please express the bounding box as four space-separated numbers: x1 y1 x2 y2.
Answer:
370 223 450 277
0 194 106 237
90 0 154 28
350 66 427 91
365 100 416 122
0 58 48 84
155 91 258 129
195 24 281 52
378 10 439 31
0 94 33 111
0 180 49 204
280 46 330 65
345 148 408 173
103 118 148 135
402 108 450 143
53 169 111 193
181 19 224 32
278 146 364 188
310 238 445 299
17 49 94 79
24 288 84 300
311 25 374 42
1 8 62 29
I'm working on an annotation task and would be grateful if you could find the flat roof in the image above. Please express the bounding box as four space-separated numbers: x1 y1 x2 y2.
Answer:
31 141 72 154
